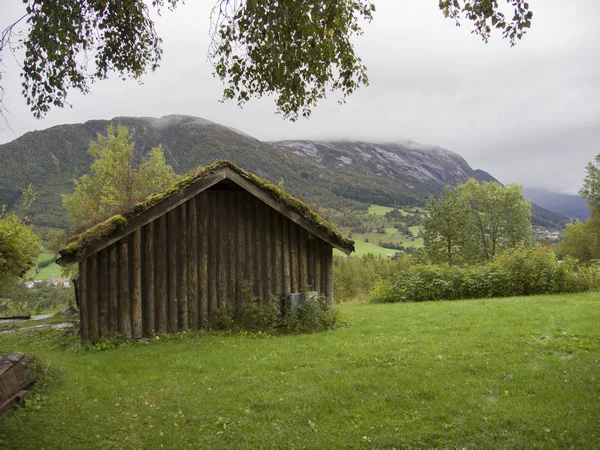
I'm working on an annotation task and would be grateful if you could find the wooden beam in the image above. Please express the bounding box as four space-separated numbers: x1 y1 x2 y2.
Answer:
143 222 155 336
264 203 273 299
98 249 109 336
155 215 168 334
282 217 291 297
88 253 99 342
255 196 264 302
167 209 178 332
79 260 88 340
246 194 254 297
119 240 132 338
299 227 308 291
218 192 227 312
131 228 143 339
273 211 283 300
290 221 299 293
236 192 246 306
198 194 208 328
314 238 321 295
208 192 218 324
108 244 118 334
187 198 199 330
324 246 334 307
228 192 237 308
177 203 188 331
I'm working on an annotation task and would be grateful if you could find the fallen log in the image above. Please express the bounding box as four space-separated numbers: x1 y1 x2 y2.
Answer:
0 315 31 320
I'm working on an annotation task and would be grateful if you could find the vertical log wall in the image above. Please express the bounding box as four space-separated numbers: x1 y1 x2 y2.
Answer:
78 189 335 340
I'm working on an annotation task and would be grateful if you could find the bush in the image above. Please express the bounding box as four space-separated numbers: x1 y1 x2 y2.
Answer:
333 254 413 303
214 282 340 334
370 246 600 303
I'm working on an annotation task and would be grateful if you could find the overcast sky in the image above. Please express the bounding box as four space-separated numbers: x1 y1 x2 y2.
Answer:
1 0 598 194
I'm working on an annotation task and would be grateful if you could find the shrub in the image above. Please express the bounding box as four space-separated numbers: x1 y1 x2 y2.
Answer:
334 253 413 303
370 246 600 303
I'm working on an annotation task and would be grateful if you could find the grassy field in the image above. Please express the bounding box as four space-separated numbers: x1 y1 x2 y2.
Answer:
1 293 599 448
25 253 62 281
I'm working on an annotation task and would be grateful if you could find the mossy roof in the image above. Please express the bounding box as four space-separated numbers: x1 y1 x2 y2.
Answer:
57 160 354 266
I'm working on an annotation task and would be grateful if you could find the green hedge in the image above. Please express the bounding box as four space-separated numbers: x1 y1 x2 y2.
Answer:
370 246 600 303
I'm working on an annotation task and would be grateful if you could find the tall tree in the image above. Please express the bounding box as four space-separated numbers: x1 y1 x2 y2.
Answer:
1 1 533 120
559 153 600 263
423 179 531 264
423 186 471 265
62 124 178 225
457 179 531 262
0 188 42 290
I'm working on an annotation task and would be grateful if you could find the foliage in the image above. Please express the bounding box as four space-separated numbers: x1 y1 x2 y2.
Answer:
1 293 599 448
558 219 600 264
3 1 533 119
212 282 340 334
211 0 373 120
370 246 599 303
423 186 471 264
333 253 412 303
0 280 74 316
62 124 178 226
0 207 42 291
424 179 532 264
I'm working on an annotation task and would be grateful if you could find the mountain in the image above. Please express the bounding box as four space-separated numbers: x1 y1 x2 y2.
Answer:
523 187 589 221
0 115 570 231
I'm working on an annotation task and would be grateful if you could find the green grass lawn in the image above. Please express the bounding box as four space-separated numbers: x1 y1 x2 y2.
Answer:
26 253 62 281
334 238 395 257
1 293 599 448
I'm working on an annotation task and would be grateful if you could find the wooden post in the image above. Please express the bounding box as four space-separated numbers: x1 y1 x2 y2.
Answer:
178 204 188 331
188 198 199 330
218 192 227 311
167 209 178 332
246 195 254 297
119 240 132 338
314 238 322 295
208 192 218 323
320 240 328 295
108 244 118 334
98 249 109 336
307 237 314 291
143 222 155 336
299 227 308 291
89 253 99 342
273 212 283 300
255 197 264 302
282 217 291 297
155 215 168 334
236 192 246 306
198 195 209 328
325 246 334 307
290 221 299 293
264 204 273 299
228 192 237 307
79 259 89 340
131 229 143 339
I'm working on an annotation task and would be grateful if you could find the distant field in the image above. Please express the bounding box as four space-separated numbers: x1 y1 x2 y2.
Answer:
403 237 424 248
408 226 422 235
26 253 62 281
1 293 599 448
368 204 395 215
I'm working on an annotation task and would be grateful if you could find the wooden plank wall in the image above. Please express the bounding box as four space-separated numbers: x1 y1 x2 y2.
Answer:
78 189 334 340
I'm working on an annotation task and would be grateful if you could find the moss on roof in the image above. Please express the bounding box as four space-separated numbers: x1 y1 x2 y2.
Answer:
58 160 354 265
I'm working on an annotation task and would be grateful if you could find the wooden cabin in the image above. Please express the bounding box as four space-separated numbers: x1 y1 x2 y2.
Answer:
57 161 355 341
